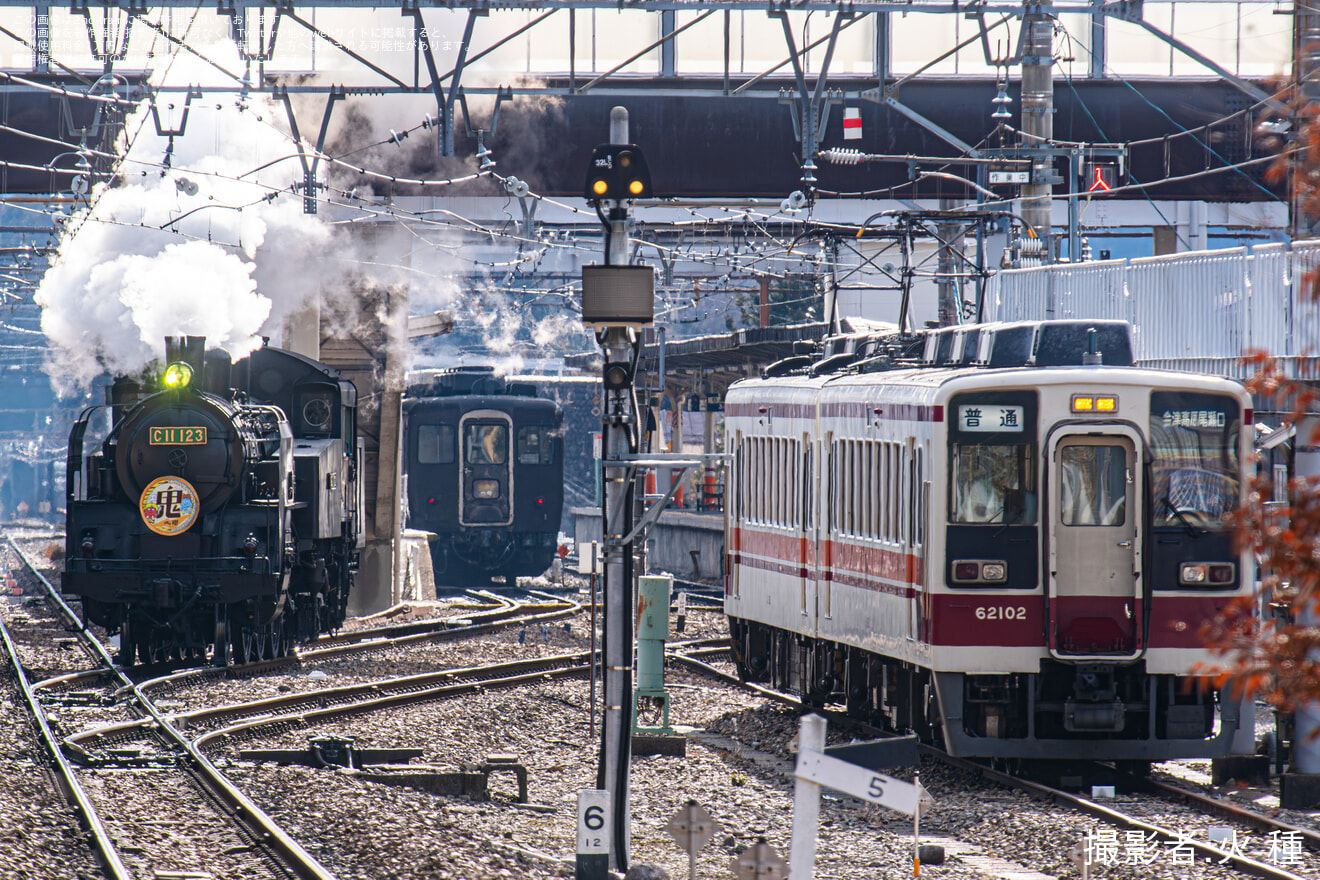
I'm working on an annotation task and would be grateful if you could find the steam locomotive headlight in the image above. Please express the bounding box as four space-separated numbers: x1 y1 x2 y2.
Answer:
474 479 499 499
80 532 95 557
163 361 193 388
981 562 1007 582
242 534 259 558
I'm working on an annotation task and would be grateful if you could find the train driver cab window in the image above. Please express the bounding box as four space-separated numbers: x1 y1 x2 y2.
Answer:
950 444 1037 525
299 391 335 435
1149 391 1241 529
466 423 508 465
418 425 455 465
517 426 555 465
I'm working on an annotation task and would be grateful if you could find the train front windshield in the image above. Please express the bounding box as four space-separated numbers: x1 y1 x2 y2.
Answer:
1149 391 1241 529
950 444 1038 525
465 423 508 465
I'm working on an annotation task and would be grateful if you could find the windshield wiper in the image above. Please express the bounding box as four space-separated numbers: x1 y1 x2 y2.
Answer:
1161 497 1206 537
992 502 1028 537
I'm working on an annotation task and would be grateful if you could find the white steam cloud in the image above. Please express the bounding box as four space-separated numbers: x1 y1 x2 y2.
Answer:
36 42 339 391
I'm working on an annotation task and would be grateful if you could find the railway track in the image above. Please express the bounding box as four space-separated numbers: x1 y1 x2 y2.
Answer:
10 525 1308 880
2 534 589 880
3 536 336 879
669 647 1316 880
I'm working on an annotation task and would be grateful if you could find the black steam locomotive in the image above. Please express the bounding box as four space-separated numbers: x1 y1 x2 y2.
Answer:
64 337 362 666
404 366 563 586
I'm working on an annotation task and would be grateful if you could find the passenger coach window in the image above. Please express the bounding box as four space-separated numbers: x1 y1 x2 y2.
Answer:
465 423 508 465
1150 391 1241 528
517 426 554 465
1059 445 1126 526
950 444 1037 524
418 424 454 464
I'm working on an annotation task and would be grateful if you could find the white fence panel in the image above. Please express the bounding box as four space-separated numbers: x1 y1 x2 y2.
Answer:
984 241 1320 373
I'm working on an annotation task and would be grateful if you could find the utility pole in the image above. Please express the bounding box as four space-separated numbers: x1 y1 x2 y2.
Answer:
580 106 655 874
1293 0 1320 238
936 198 963 326
1019 0 1055 264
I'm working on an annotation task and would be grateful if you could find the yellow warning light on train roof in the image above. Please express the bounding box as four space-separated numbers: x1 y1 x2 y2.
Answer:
1071 394 1118 413
163 362 193 388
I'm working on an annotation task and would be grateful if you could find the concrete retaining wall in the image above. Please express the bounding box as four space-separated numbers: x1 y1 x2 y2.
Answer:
569 506 723 582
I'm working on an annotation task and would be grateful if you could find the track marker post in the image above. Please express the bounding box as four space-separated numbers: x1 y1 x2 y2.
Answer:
576 789 611 880
789 714 932 879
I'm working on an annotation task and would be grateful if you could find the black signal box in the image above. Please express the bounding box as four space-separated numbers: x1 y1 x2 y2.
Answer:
584 144 653 201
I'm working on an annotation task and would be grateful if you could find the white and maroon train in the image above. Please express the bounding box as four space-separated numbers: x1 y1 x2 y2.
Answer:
724 319 1252 763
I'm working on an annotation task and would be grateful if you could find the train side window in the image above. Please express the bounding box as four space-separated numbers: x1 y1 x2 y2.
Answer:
465 423 508 465
516 426 554 465
797 448 807 530
914 445 924 546
418 425 455 464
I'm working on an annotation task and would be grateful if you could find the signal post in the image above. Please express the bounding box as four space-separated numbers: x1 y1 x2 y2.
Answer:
580 106 654 874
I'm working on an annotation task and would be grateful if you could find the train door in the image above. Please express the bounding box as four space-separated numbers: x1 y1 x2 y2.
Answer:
816 435 833 619
1047 429 1143 659
905 438 919 640
800 437 814 621
728 431 742 600
459 410 514 527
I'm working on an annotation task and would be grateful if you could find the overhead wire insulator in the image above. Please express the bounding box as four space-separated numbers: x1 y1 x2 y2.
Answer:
818 148 867 165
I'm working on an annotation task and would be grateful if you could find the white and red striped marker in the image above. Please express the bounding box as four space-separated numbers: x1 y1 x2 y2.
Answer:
842 106 862 140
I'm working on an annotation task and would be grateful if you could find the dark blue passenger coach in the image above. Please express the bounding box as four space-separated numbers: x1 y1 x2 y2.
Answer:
404 366 564 586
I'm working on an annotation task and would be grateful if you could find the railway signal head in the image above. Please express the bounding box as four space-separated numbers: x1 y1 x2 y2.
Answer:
584 144 652 202
1085 163 1117 194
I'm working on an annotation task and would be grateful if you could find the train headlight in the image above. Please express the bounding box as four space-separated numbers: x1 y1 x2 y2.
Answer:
952 560 1008 583
1179 563 1208 584
474 479 499 499
1180 562 1235 586
1210 564 1236 584
163 361 193 388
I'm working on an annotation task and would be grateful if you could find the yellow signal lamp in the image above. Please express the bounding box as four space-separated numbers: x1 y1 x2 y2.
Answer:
1071 394 1118 414
163 361 194 389
583 143 653 201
